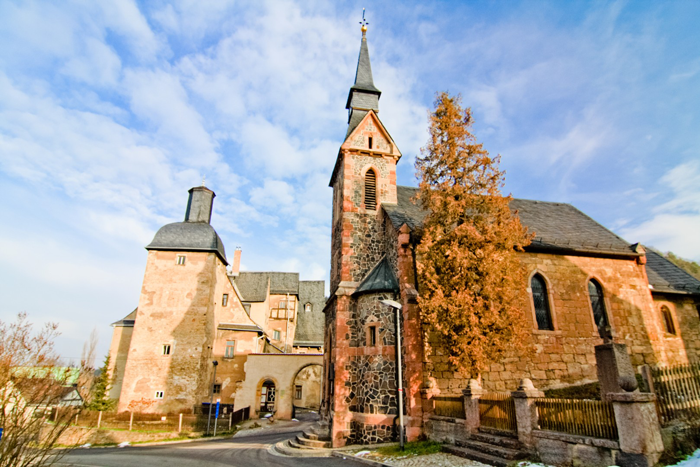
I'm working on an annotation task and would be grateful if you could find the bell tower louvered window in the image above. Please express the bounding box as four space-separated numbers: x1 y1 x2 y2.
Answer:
364 169 377 210
531 274 553 330
588 279 610 338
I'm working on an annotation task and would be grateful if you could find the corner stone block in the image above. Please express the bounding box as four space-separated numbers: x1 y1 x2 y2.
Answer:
512 378 544 448
462 379 484 433
609 392 663 467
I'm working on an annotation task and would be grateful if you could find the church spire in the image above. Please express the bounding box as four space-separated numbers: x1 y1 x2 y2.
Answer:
346 12 381 134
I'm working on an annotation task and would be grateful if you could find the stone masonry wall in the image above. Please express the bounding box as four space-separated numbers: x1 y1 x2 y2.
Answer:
652 295 700 366
423 252 663 394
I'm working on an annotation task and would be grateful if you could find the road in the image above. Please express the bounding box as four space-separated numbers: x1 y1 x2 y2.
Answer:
57 430 366 467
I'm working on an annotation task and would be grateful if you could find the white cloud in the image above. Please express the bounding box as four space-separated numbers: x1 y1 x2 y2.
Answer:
249 179 296 208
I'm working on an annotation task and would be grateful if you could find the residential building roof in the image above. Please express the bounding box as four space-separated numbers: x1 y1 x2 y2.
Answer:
233 272 301 302
294 281 326 346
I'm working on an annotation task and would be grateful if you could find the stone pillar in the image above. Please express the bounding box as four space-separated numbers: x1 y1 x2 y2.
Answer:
609 392 664 467
595 342 638 400
462 379 484 433
511 378 544 448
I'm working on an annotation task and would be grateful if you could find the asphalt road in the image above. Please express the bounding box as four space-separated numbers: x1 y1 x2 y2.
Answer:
57 430 366 467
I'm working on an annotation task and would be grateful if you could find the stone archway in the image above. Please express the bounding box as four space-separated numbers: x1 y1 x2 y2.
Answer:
291 364 322 419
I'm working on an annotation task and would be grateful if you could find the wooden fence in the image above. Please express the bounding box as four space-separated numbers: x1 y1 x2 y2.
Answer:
49 406 251 433
479 393 517 433
651 363 700 426
434 396 465 419
536 398 618 440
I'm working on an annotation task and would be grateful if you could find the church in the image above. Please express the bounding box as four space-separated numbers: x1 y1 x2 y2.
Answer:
320 24 700 446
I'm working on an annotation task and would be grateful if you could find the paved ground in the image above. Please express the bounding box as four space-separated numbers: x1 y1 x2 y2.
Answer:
57 430 366 467
373 452 493 467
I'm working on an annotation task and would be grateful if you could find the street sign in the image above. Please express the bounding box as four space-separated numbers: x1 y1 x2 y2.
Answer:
215 401 220 418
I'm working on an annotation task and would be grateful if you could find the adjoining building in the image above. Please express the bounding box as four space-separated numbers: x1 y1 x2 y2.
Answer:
109 186 325 417
321 25 700 446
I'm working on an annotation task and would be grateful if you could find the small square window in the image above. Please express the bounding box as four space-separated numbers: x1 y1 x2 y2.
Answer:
213 384 221 394
222 294 229 306
224 340 235 358
162 344 171 355
295 385 302 400
176 255 186 265
273 330 281 341
154 391 164 399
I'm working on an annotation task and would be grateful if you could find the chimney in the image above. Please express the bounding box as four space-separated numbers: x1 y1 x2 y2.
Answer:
184 186 215 223
231 247 242 275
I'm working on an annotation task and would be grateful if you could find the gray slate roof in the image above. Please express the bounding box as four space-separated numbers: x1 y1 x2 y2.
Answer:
147 222 227 264
295 281 326 346
385 186 637 257
645 250 700 295
112 308 137 327
234 272 300 302
354 257 399 296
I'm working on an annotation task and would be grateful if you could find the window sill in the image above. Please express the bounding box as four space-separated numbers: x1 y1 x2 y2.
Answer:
532 330 563 336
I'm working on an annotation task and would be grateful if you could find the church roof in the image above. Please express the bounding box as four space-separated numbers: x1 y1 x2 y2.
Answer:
346 33 381 108
294 281 326 346
645 249 700 295
146 222 227 264
234 272 300 302
354 257 399 295
385 186 638 257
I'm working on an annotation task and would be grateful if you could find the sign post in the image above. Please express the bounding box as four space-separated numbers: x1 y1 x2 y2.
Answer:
213 400 220 436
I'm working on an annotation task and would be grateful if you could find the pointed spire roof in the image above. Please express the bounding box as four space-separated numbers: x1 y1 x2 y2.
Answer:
353 257 399 296
345 27 381 112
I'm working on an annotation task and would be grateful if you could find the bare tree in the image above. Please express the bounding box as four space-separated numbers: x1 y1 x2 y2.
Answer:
0 313 78 467
77 328 98 404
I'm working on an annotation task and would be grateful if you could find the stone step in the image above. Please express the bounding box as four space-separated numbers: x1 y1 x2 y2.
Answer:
271 440 333 458
468 431 523 450
477 426 518 438
295 435 332 449
303 430 331 442
455 439 526 460
443 445 510 467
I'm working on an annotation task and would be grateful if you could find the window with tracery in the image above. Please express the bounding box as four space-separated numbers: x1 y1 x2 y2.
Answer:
588 279 610 338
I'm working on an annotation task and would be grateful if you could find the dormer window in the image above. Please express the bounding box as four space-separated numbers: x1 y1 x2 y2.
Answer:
364 169 377 210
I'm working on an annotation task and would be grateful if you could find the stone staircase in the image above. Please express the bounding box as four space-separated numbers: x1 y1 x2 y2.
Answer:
271 421 334 457
443 427 528 467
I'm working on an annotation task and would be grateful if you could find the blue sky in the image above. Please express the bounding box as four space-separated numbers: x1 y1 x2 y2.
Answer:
1 1 699 361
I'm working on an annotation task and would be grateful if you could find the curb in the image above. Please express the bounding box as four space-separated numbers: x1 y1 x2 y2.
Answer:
331 451 392 466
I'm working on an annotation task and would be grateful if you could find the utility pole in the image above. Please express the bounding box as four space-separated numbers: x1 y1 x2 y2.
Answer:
206 360 218 435
380 299 404 450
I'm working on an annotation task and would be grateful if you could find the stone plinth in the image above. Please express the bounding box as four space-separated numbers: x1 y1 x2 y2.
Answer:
462 379 484 433
512 378 544 447
609 392 663 467
595 342 637 400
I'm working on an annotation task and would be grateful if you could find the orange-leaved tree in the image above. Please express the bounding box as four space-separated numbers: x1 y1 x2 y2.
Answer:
415 92 532 377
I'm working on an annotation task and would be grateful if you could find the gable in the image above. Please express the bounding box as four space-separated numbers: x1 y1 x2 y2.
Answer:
342 110 401 158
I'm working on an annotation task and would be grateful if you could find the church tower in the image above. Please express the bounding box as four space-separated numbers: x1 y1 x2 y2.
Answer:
323 21 404 446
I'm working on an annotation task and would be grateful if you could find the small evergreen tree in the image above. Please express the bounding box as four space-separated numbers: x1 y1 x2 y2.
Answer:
85 354 115 411
415 92 532 377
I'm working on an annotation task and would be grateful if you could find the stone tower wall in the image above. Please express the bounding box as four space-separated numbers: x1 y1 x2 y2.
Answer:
118 250 220 413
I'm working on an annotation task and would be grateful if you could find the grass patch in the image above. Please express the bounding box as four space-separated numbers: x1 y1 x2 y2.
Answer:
375 440 442 457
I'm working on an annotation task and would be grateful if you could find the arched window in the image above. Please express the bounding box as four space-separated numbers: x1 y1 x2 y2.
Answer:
531 274 553 330
305 302 312 313
588 279 610 338
661 306 676 335
364 169 377 210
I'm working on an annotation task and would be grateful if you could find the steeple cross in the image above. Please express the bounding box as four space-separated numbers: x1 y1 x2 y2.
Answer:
359 8 368 35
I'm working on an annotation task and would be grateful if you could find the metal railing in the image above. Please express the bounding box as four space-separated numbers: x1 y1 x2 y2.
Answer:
536 398 618 440
651 363 700 425
479 393 517 433
434 396 465 419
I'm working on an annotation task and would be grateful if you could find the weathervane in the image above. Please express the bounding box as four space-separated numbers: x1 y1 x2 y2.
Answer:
360 8 368 36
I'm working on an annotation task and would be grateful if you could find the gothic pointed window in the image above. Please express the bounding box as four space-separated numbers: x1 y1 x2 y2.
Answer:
364 169 377 210
661 306 676 335
588 279 610 338
531 274 553 330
